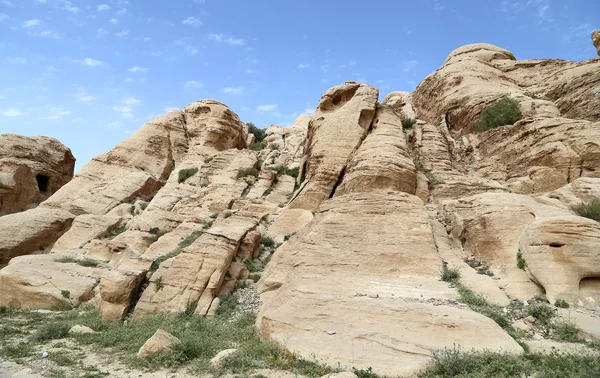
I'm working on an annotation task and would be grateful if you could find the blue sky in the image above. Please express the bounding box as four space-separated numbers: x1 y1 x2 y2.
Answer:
0 0 598 170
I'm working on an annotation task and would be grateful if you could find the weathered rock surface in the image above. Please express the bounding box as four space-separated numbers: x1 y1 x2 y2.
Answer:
258 193 522 376
289 82 378 210
0 134 75 215
593 29 600 56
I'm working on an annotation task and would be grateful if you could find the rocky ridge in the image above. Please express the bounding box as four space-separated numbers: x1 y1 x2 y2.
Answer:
1 36 600 377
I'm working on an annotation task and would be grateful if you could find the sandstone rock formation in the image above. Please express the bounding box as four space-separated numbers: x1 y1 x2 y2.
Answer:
137 329 181 359
0 134 75 215
593 29 600 56
1 40 599 377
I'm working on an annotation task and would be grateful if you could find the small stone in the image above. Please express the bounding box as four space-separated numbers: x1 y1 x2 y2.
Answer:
42 352 48 358
327 330 337 335
210 349 237 368
69 325 96 334
137 329 181 360
367 293 379 299
524 316 536 324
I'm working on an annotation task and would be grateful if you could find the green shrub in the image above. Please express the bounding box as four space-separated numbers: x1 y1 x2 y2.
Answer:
61 290 71 299
456 284 510 329
527 303 555 325
440 265 460 283
236 167 259 179
572 199 600 222
34 322 70 341
472 97 522 132
55 257 100 268
263 187 273 197
252 274 261 283
154 277 164 291
106 225 127 240
553 320 579 342
268 143 280 150
247 122 266 143
554 299 569 309
402 117 417 129
260 236 275 248
178 167 199 183
516 251 526 270
252 140 268 152
244 260 262 273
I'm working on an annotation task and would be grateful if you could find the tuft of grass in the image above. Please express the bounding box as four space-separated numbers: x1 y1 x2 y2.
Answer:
263 187 273 197
524 92 540 99
244 259 262 273
61 290 71 299
55 257 101 268
260 236 275 248
178 167 199 184
572 198 600 222
554 299 570 309
149 230 203 272
154 277 164 292
516 251 526 270
147 228 167 245
402 117 417 129
472 96 522 132
284 233 292 241
236 167 259 179
223 210 233 219
440 265 460 283
252 274 261 283
424 170 438 185
252 140 268 152
553 319 580 342
456 284 509 329
527 302 555 325
0 343 35 359
34 322 70 341
106 225 127 240
268 143 280 150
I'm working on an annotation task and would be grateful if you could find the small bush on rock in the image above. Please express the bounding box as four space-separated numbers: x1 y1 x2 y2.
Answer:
516 251 526 270
34 322 70 341
472 97 522 132
236 167 259 179
401 117 417 129
178 167 199 183
527 302 555 325
440 265 460 283
572 198 600 222
554 299 569 309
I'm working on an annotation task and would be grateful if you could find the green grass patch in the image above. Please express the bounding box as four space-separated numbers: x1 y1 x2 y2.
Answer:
149 230 203 272
526 302 555 325
553 319 580 342
237 167 259 179
0 342 35 358
34 322 70 341
402 117 417 129
554 299 569 309
260 236 275 248
178 167 199 183
440 265 460 283
572 198 600 222
106 225 127 240
244 259 262 273
55 257 101 268
472 96 522 132
516 251 526 270
456 284 510 329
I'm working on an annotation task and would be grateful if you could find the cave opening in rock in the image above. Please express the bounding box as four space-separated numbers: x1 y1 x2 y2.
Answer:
36 174 50 193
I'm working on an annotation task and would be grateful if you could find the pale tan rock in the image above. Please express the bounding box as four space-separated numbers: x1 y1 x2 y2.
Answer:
265 174 295 205
557 309 600 341
321 373 358 378
526 339 599 355
99 255 148 322
206 297 220 318
258 193 521 377
289 82 378 210
237 230 261 260
266 208 314 243
137 329 181 359
210 349 237 368
0 134 75 215
336 105 416 196
519 216 600 304
69 325 96 334
0 208 74 262
593 29 600 56
86 240 131 263
0 254 102 309
52 214 122 253
381 91 416 120
550 178 600 208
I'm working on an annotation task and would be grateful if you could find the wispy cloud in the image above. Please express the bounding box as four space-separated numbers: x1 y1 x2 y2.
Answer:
257 104 278 112
185 81 203 89
122 97 141 106
113 105 134 119
76 57 102 67
39 30 60 39
207 33 245 46
97 27 108 36
116 8 127 16
75 88 94 103
22 19 41 28
7 57 27 64
183 17 201 26
116 30 129 37
221 87 244 95
185 45 198 55
38 107 71 120
0 108 22 117
128 66 148 73
109 18 118 24
298 63 310 69
97 4 110 11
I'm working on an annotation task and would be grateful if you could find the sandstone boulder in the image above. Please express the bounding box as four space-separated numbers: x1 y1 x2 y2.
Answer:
289 82 378 210
137 329 181 359
0 134 75 215
594 29 600 56
210 349 237 368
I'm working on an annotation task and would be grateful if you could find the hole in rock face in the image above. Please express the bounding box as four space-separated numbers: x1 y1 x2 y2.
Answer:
332 94 342 107
549 242 565 248
36 174 50 193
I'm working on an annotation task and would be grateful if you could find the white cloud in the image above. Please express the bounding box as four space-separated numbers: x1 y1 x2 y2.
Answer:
63 1 78 13
128 66 148 73
77 57 102 67
185 81 203 89
122 97 141 106
298 63 310 69
113 105 133 118
182 17 201 26
107 120 123 128
257 104 278 112
39 30 60 39
108 18 118 24
97 4 110 11
22 19 41 28
36 0 47 3
0 14 9 22
97 27 108 36
185 45 198 55
116 8 127 16
207 33 245 46
7 57 26 64
0 108 22 117
38 107 71 120
221 87 243 95
116 30 129 37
